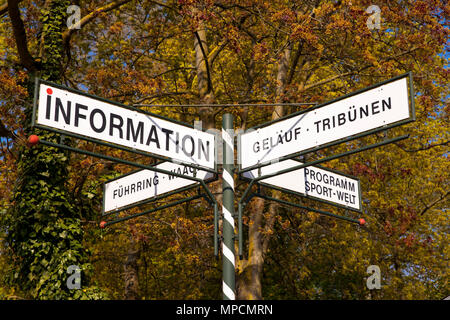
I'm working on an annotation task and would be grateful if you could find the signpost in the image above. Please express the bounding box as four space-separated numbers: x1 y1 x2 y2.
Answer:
238 73 414 171
34 80 216 170
29 73 415 301
103 162 215 214
241 159 362 212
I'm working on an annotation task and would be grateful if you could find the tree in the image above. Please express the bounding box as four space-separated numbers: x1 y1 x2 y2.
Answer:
0 0 121 299
0 0 447 300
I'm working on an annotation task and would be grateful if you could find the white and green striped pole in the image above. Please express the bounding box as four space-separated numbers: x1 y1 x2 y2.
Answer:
222 113 235 300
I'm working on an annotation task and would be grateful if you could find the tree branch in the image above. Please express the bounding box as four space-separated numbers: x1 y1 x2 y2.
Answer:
395 140 449 153
7 0 39 71
420 191 449 216
0 2 7 16
208 40 229 69
301 70 356 92
132 91 190 104
194 30 213 93
287 41 303 86
0 0 24 16
301 46 419 93
62 0 132 48
152 66 196 79
0 119 16 139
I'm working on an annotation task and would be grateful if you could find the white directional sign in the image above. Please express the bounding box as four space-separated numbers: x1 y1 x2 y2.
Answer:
242 159 361 211
103 162 214 213
239 74 413 170
36 82 216 170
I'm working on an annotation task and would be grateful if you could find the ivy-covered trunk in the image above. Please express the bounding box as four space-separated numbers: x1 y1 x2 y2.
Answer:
6 0 95 299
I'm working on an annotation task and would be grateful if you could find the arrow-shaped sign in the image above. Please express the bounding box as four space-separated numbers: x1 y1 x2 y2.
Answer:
35 80 216 170
103 162 215 214
241 159 362 212
239 73 414 170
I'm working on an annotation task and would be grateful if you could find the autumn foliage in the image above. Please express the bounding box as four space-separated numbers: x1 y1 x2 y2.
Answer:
0 0 448 300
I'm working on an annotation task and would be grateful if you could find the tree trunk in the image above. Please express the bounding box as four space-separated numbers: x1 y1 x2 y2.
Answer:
124 237 140 300
237 44 292 300
6 0 95 299
236 196 265 299
194 17 216 130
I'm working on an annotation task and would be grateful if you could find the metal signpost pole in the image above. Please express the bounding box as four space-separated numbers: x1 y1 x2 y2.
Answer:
222 113 236 300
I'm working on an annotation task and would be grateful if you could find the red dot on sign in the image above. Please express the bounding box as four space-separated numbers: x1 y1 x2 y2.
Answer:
46 88 53 95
